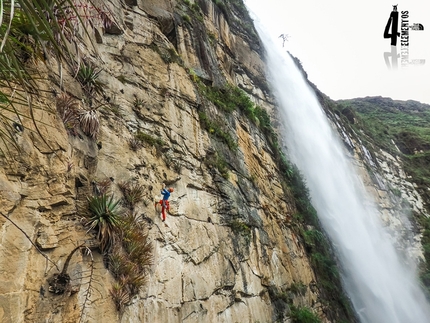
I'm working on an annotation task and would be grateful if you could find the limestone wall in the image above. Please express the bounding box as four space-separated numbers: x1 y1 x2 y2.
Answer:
0 1 326 322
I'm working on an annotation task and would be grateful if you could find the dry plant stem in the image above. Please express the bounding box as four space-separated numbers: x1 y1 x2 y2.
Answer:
0 212 60 271
61 244 85 275
79 247 95 323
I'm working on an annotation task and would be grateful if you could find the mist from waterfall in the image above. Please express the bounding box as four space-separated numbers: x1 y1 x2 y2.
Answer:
246 7 430 323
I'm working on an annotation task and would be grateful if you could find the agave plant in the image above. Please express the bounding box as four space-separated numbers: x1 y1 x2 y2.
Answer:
128 137 142 151
125 238 152 269
76 60 103 95
87 194 121 253
79 109 99 139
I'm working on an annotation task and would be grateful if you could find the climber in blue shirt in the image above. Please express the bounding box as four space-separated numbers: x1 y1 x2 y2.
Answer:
157 183 174 221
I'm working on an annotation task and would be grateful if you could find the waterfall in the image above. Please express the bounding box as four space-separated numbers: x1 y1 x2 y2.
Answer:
247 6 430 323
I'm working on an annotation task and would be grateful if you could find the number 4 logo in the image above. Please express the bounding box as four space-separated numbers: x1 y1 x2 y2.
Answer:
383 5 400 46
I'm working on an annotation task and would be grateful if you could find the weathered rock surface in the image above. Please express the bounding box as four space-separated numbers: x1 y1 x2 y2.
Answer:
3 1 425 323
0 1 324 322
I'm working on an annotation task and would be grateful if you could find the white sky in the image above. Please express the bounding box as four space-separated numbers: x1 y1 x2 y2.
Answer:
245 0 430 104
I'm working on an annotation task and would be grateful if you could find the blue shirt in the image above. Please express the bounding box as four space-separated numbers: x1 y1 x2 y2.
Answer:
161 188 170 201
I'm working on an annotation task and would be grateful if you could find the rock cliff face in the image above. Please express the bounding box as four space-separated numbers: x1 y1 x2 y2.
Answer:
0 1 335 322
1 1 427 323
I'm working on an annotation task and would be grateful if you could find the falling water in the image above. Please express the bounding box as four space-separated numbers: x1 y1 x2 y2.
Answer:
247 9 430 323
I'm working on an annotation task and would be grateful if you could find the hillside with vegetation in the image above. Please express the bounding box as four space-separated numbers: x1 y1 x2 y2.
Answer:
336 97 430 211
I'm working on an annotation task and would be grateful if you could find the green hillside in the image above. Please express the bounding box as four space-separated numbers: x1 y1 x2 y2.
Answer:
332 97 430 207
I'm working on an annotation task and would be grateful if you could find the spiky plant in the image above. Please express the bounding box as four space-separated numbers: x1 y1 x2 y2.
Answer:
56 93 80 133
0 0 113 157
79 109 99 139
128 137 142 151
110 280 130 313
76 60 102 95
95 178 112 195
107 211 153 308
125 238 152 268
120 213 153 271
109 248 132 279
133 97 145 109
118 181 145 209
87 194 121 253
126 271 147 295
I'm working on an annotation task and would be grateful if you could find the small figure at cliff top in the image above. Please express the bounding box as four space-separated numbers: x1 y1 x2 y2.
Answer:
155 183 174 222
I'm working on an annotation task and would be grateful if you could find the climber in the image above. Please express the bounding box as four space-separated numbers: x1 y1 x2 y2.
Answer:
156 183 174 222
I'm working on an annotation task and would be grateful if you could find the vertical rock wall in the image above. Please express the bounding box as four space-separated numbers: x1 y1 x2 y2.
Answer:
0 0 328 322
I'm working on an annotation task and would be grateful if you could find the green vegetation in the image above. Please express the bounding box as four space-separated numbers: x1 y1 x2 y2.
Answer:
290 305 321 323
162 47 182 64
86 194 121 253
286 167 348 314
267 287 322 322
198 111 237 151
199 83 253 114
206 151 229 179
290 281 307 296
191 3 200 12
76 60 103 95
130 130 165 154
335 97 430 192
229 219 252 244
196 79 276 154
417 216 430 295
109 212 152 312
86 188 152 313
182 0 203 22
182 14 191 24
149 43 182 65
208 32 217 45
134 130 164 150
212 0 228 17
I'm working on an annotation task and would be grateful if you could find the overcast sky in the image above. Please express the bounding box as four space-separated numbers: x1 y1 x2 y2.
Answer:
245 0 430 105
